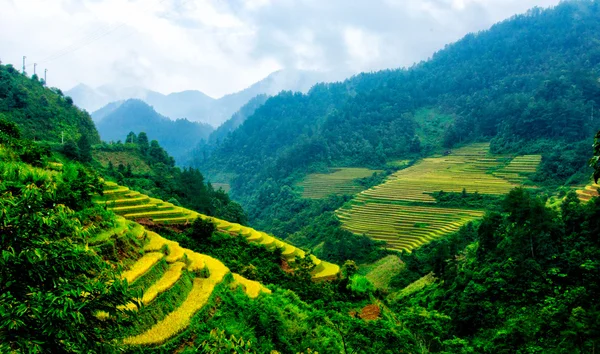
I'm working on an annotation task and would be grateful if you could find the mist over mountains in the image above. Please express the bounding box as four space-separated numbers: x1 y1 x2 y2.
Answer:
67 69 350 127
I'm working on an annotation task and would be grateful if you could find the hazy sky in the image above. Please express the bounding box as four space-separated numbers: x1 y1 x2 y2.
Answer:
0 0 561 98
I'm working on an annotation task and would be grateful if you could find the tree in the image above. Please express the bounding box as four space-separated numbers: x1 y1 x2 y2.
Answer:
62 138 80 160
77 134 92 163
137 132 149 155
0 162 132 352
590 130 600 183
190 217 216 244
125 131 137 144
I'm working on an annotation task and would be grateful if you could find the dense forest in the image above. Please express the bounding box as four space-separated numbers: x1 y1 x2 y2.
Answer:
0 64 99 144
195 1 600 241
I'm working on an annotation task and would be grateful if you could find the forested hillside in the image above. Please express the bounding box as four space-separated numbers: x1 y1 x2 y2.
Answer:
94 132 247 225
0 64 99 143
96 99 213 165
197 0 600 234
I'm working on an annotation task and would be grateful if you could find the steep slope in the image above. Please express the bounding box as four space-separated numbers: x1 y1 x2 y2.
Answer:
96 99 213 164
91 100 123 122
96 181 340 281
0 64 100 143
88 217 270 347
207 94 269 144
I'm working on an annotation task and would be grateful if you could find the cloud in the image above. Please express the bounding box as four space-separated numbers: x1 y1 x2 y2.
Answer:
0 0 560 97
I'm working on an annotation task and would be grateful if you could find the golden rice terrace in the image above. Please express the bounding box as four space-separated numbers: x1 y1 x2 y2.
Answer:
336 143 542 252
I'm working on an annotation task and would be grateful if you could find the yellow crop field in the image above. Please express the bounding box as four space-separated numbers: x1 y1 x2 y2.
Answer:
297 167 383 199
141 262 186 304
97 182 340 279
123 254 230 345
338 203 484 252
576 183 600 202
121 252 164 284
232 273 271 298
337 143 540 252
493 155 541 183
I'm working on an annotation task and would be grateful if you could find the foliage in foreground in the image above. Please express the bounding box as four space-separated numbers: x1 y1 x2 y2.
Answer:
0 122 132 353
391 188 600 353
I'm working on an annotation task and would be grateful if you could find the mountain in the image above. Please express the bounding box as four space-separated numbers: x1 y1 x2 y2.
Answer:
70 69 350 126
200 1 600 206
90 100 123 122
96 99 213 164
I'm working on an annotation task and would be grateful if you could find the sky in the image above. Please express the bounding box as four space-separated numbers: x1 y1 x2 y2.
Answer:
0 0 561 98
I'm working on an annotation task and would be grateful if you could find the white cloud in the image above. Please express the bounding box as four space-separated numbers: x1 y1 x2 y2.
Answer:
0 0 561 97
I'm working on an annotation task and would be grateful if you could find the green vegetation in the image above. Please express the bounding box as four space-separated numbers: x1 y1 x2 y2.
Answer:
0 119 131 352
95 181 340 280
296 167 383 199
0 64 99 143
97 134 248 225
387 188 600 352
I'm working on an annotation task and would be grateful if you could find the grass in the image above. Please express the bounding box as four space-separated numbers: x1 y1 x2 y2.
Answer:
297 167 383 199
359 255 404 292
388 272 436 302
212 183 231 193
94 150 151 173
88 217 130 245
337 143 540 252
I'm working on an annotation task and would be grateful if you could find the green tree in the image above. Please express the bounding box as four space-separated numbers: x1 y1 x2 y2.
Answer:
190 217 216 244
125 131 137 144
0 162 132 353
61 138 80 160
77 134 92 163
137 132 149 155
590 130 600 183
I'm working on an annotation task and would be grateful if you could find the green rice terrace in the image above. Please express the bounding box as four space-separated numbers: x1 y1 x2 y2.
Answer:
336 143 542 252
296 167 383 199
96 181 340 280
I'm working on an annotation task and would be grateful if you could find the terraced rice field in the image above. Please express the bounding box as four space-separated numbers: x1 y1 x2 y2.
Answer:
576 183 600 202
95 182 340 280
338 204 484 251
297 167 382 199
337 143 541 252
89 221 271 347
493 155 542 183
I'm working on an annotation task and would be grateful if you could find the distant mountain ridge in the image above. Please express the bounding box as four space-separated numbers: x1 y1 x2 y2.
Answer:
96 99 213 165
68 69 350 126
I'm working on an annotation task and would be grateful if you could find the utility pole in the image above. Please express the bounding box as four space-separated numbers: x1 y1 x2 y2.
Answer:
34 63 37 76
22 56 26 74
44 69 47 86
